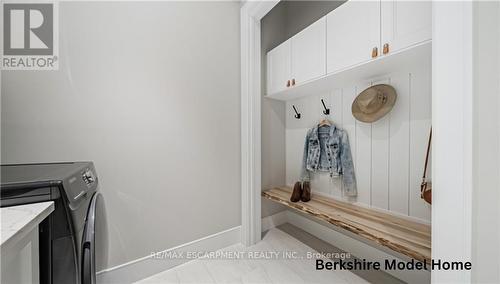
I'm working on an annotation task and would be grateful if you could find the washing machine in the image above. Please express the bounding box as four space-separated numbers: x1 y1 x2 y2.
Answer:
0 162 107 284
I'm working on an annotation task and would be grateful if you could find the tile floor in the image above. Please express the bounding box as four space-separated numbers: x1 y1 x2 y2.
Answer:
135 228 369 284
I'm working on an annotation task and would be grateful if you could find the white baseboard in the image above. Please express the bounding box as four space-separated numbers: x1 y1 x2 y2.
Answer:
261 211 288 232
97 210 288 284
96 226 241 284
285 210 430 284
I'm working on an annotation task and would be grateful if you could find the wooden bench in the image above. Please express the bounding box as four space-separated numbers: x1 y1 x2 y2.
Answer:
262 187 431 262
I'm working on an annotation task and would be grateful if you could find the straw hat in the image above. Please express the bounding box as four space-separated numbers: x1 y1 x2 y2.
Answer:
352 84 397 123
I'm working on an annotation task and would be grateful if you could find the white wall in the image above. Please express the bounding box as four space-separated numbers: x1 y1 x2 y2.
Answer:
285 63 432 222
472 1 500 282
1 1 241 271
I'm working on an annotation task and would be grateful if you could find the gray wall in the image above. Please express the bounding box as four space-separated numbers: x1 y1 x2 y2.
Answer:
262 0 345 52
1 1 241 270
283 0 345 44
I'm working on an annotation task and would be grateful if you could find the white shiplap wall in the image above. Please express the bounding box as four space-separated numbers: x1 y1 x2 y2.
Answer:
285 65 431 222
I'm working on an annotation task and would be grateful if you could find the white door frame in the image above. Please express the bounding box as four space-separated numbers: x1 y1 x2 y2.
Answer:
240 2 474 282
432 1 473 283
240 0 279 246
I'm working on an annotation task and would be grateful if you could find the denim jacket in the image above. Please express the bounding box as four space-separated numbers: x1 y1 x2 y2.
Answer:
300 124 357 196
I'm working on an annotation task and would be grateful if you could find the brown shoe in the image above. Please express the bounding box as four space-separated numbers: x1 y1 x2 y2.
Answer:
290 182 302 202
301 181 311 202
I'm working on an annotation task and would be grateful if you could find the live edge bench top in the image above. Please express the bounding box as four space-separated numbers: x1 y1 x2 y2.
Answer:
262 187 431 262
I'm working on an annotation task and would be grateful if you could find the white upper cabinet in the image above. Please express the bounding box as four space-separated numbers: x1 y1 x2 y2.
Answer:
381 1 432 55
326 0 380 74
267 40 291 95
265 0 432 98
291 17 326 86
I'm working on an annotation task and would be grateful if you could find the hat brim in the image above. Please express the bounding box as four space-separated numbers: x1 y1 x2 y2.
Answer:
352 84 397 123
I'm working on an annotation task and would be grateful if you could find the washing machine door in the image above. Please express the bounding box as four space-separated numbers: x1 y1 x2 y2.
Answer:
81 192 107 284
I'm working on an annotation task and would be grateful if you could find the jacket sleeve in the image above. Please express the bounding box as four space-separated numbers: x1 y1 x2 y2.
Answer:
300 130 311 182
340 130 357 196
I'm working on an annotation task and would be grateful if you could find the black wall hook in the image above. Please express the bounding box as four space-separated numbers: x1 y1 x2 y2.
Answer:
321 99 330 115
292 105 301 119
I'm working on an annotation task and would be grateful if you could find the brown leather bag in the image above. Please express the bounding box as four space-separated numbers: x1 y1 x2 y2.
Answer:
421 128 432 204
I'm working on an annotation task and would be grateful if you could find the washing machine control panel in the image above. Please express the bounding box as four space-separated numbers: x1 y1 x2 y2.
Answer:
82 169 96 186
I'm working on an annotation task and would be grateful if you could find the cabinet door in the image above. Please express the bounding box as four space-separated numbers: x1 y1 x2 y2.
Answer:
381 1 431 54
326 0 380 74
291 17 326 85
267 40 291 95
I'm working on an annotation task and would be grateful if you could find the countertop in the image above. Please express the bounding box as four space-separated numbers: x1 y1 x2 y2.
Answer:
1 201 54 249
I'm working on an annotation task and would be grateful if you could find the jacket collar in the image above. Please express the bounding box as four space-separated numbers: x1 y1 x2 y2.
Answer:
311 124 336 140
